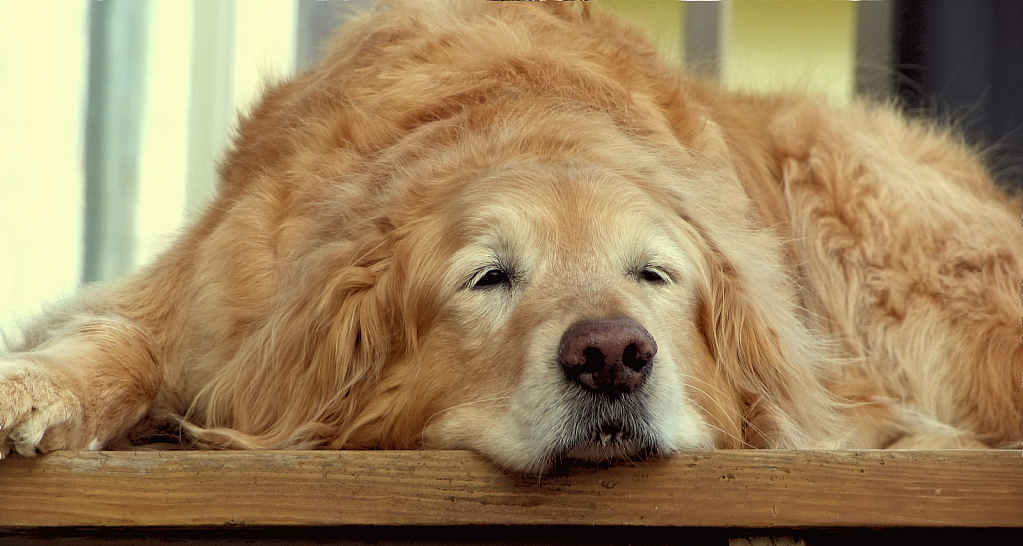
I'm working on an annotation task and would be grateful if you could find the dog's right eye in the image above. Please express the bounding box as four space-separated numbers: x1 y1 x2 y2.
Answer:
638 267 669 284
472 268 511 289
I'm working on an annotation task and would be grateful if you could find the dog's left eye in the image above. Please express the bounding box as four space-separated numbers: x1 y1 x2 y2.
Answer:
639 268 668 284
472 268 511 289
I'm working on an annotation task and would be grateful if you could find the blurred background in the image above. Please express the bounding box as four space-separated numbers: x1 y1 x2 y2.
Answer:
1 0 1021 346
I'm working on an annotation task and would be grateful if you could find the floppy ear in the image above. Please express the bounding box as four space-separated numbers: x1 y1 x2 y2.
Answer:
186 233 403 450
690 227 847 448
653 112 847 448
645 95 848 448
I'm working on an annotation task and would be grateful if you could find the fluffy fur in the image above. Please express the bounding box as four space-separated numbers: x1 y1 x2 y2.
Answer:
2 0 1020 473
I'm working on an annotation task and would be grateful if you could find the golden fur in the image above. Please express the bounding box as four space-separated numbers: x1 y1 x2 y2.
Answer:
2 0 1021 472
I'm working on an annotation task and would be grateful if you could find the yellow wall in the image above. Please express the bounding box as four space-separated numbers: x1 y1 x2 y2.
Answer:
593 0 686 65
594 0 858 104
723 0 857 104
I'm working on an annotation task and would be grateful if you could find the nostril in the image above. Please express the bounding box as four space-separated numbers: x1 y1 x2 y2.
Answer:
581 347 605 372
622 342 655 372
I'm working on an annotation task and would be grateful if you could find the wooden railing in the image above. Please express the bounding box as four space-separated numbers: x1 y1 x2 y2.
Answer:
1 449 1020 532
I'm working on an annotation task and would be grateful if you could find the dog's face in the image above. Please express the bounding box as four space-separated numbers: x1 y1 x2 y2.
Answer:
417 162 715 471
336 113 747 472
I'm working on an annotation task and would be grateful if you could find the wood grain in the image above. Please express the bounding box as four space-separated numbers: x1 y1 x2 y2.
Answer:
0 450 1020 529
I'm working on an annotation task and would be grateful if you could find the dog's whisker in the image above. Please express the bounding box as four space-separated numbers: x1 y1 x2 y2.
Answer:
682 374 761 449
419 390 516 442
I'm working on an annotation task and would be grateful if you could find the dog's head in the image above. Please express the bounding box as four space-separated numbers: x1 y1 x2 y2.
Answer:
403 152 718 472
200 0 846 472
288 105 845 472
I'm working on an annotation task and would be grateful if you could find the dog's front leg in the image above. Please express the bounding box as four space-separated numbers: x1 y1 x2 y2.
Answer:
1 313 161 457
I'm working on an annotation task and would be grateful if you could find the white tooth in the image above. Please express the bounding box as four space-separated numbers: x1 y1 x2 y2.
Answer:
599 432 612 447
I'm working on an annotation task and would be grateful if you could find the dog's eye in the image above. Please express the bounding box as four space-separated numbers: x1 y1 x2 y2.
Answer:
473 268 511 289
639 268 668 284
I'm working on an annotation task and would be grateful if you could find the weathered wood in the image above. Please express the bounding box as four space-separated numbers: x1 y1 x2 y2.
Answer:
0 450 1020 529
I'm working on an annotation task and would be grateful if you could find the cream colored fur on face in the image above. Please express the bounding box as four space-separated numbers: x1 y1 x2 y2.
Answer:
1 0 1020 471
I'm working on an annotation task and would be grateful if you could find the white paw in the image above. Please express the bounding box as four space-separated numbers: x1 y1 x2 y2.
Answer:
0 358 88 458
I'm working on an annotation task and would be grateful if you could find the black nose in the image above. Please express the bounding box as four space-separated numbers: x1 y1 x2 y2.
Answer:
558 317 656 397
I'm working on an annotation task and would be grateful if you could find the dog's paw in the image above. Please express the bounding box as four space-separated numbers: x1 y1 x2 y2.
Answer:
0 357 94 458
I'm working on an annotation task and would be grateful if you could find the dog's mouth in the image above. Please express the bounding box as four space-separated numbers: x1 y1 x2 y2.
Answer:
592 422 628 447
562 418 661 463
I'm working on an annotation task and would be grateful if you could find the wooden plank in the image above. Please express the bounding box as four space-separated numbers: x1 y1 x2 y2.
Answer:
0 450 1020 529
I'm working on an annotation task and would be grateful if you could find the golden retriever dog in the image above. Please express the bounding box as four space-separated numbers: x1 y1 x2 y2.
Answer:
2 0 1021 473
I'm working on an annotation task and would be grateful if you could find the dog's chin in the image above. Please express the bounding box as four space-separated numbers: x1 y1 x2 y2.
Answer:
478 418 667 475
562 423 661 464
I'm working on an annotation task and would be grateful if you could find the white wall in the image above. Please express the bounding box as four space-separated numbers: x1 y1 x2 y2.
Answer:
136 0 299 269
0 3 89 348
0 0 299 349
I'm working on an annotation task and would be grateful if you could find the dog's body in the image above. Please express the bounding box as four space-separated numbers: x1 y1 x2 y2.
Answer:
2 0 1021 472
